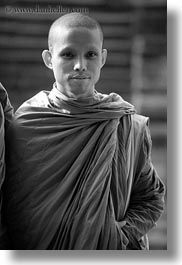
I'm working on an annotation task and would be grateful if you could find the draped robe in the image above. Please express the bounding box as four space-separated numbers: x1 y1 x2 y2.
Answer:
3 86 165 250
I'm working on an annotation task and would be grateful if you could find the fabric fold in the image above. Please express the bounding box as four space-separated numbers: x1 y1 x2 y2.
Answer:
48 83 135 115
3 87 165 250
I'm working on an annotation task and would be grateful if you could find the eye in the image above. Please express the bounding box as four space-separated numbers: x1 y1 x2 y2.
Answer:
86 51 97 59
61 52 74 59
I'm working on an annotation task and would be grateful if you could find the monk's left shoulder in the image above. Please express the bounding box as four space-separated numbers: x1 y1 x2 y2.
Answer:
132 113 149 130
130 113 151 148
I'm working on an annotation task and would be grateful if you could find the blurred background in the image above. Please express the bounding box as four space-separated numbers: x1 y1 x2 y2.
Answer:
0 0 167 250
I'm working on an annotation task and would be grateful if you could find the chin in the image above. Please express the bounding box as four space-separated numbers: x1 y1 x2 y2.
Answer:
71 83 90 91
71 86 93 97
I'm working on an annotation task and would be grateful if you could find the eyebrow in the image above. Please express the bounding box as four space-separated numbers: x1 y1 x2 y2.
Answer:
58 45 100 53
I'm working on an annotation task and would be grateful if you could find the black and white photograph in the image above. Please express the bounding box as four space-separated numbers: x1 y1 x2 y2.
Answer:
0 0 169 259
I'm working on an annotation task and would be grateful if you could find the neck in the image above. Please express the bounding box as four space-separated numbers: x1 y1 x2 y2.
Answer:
55 82 95 100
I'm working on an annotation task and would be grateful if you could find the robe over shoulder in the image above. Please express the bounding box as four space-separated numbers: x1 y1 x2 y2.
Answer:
4 86 165 249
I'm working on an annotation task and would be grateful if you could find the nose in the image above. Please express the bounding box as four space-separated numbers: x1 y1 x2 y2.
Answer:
73 57 87 72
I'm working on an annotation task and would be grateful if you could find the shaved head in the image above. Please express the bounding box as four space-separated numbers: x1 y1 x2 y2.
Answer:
48 12 103 51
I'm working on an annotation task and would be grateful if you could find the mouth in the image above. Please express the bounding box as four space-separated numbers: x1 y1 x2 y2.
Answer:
70 75 90 80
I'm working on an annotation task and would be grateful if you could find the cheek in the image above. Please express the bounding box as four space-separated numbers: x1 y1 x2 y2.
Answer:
90 61 102 79
53 60 72 76
89 60 102 72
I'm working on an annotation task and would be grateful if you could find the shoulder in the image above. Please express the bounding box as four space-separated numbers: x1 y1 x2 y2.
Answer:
6 91 50 133
16 90 50 112
132 113 149 129
120 113 149 133
131 114 152 159
131 114 151 146
14 90 51 120
118 113 150 149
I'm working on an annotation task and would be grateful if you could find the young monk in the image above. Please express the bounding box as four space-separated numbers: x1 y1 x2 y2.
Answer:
2 12 165 250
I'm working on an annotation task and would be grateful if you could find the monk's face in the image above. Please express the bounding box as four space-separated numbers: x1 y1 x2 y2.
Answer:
50 26 107 98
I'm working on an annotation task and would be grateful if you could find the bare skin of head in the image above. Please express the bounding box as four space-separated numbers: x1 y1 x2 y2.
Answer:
42 13 107 100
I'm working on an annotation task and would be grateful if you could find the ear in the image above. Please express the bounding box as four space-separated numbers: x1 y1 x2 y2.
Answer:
101 49 107 68
42 50 53 70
